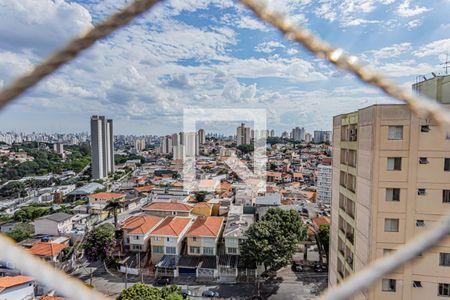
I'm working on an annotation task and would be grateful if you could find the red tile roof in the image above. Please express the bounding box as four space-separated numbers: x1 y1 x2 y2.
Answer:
88 192 125 199
134 185 154 192
122 215 163 234
193 202 212 209
186 216 224 237
29 242 67 257
313 216 330 227
150 217 192 236
41 296 65 300
143 202 192 212
0 276 33 292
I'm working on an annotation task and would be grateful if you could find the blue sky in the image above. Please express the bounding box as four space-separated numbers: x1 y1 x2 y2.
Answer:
0 0 449 135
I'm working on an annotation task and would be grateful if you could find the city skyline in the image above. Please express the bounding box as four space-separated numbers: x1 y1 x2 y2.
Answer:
0 1 449 134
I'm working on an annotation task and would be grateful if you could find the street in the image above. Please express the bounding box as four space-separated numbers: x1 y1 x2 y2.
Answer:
72 262 327 299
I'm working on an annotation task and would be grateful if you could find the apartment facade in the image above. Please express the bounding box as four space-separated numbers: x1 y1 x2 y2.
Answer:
186 216 224 256
317 164 332 204
329 75 450 300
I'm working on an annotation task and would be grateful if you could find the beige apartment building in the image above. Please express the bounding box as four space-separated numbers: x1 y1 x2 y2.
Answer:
329 75 450 300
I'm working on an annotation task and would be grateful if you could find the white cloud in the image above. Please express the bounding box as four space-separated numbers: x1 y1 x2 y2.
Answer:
406 19 422 29
363 42 412 61
396 0 431 17
413 38 450 58
0 0 92 56
286 48 299 55
315 0 396 27
255 41 285 53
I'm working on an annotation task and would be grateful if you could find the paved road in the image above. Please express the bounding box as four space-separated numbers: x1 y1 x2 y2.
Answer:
72 262 327 299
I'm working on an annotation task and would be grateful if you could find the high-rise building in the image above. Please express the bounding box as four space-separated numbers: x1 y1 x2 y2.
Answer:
184 132 199 158
314 130 332 143
53 142 64 158
329 74 450 299
291 127 305 141
270 129 275 137
160 135 173 154
90 115 114 179
135 138 146 152
317 164 332 204
198 129 206 145
305 133 312 143
236 123 251 145
281 131 289 139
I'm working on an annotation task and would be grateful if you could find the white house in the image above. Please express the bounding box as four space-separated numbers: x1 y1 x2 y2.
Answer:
0 275 35 300
34 212 74 236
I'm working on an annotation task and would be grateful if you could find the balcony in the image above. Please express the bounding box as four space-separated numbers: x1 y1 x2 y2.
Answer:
346 232 354 244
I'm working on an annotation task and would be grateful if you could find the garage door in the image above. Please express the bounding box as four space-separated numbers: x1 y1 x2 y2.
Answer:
178 267 196 276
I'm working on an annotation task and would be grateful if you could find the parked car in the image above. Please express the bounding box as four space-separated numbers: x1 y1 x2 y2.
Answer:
202 290 219 297
181 289 192 298
154 277 171 286
292 264 303 272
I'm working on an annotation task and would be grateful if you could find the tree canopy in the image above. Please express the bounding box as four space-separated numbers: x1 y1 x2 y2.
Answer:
83 223 116 262
117 284 182 300
6 223 34 242
317 223 330 263
241 208 306 271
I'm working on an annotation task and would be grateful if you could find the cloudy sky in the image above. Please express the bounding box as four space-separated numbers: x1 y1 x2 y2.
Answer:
0 0 449 135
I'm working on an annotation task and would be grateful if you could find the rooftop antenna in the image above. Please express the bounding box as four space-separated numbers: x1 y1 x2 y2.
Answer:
442 52 450 75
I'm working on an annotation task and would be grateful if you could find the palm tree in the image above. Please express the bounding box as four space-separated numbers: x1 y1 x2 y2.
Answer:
104 199 123 229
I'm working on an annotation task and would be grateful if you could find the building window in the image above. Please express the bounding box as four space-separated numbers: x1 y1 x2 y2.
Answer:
382 278 396 292
440 253 450 266
416 220 425 227
203 247 214 255
387 157 402 171
388 126 403 140
445 158 450 172
438 283 450 296
189 246 200 254
444 190 450 203
383 249 395 256
418 189 426 196
134 236 139 240
413 281 422 288
154 237 160 241
166 247 176 254
166 237 171 242
386 188 400 201
419 157 429 164
152 246 164 253
421 125 430 133
227 247 238 254
192 237 197 242
385 218 399 232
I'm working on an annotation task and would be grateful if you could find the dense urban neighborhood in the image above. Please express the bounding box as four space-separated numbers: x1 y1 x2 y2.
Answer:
0 124 332 299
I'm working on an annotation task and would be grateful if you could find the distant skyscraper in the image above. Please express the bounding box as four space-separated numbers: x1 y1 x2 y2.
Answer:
236 123 251 145
198 129 206 145
53 142 64 158
291 127 305 141
160 135 173 154
313 130 332 143
135 138 146 152
90 116 114 179
305 132 312 143
270 129 275 137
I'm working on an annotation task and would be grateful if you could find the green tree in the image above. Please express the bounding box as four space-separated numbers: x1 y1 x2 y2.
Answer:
83 223 115 262
6 223 34 242
237 144 254 154
241 208 305 272
317 224 330 264
194 191 207 202
0 181 27 198
117 284 182 300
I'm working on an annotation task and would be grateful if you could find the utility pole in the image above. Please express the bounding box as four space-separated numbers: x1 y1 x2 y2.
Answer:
442 53 450 75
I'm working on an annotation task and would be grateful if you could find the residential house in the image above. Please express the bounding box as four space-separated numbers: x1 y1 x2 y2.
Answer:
192 202 214 216
266 171 282 183
0 276 35 300
177 216 224 279
142 202 192 217
149 216 193 265
186 216 224 256
34 213 74 236
87 192 126 205
121 215 163 252
28 242 67 263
